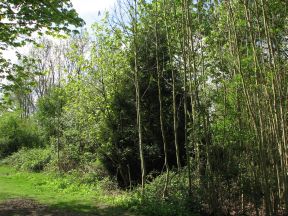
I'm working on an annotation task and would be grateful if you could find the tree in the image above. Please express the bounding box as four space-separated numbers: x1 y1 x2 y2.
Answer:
0 0 84 73
2 0 288 214
0 0 83 48
132 0 146 195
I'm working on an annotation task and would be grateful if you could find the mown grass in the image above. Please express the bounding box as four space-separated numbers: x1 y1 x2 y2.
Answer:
0 165 134 215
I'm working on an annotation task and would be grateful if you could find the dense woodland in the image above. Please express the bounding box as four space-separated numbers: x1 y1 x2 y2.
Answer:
0 0 288 215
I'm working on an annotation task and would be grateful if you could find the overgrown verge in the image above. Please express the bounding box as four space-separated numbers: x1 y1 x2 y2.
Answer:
1 148 201 215
0 111 43 158
2 147 264 215
1 148 118 193
124 171 200 216
2 148 52 172
0 151 130 214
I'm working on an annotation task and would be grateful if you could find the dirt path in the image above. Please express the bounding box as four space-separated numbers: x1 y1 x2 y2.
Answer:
0 199 136 216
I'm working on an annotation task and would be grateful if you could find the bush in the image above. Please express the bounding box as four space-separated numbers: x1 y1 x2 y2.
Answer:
2 147 52 172
126 169 200 216
0 111 43 158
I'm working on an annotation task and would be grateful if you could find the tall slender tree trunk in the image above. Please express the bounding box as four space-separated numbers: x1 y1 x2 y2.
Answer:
181 0 192 196
154 0 169 198
164 0 181 171
133 0 146 195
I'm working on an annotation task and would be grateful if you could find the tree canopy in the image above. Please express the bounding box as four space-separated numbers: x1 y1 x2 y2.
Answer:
0 0 84 48
0 0 84 74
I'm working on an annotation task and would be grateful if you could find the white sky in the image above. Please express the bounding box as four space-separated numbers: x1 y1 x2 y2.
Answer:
71 0 117 27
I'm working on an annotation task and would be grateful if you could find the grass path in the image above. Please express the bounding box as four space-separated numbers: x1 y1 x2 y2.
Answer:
0 166 135 215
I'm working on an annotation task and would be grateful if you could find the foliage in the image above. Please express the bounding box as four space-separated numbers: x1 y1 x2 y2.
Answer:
0 111 43 158
0 0 84 87
0 0 83 49
2 147 52 172
36 87 67 140
1 0 288 215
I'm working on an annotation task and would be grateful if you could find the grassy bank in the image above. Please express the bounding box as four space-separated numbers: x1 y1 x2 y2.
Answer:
0 148 198 216
0 165 133 215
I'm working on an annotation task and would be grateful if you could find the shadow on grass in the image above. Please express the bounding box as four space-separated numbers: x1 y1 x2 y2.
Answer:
0 199 136 216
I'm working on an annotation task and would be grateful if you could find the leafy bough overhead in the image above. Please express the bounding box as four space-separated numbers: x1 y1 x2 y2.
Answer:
0 0 84 75
0 0 84 48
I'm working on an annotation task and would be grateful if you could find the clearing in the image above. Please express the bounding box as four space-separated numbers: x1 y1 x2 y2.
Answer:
0 166 136 216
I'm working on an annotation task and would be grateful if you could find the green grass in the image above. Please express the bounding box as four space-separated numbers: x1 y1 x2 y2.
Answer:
0 163 196 215
0 165 134 215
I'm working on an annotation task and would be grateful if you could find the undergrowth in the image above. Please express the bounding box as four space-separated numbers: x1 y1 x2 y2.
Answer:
2 147 52 172
1 148 200 216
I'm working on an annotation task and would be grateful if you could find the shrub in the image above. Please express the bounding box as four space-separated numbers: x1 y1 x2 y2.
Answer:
126 169 201 216
2 147 52 172
0 111 43 158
